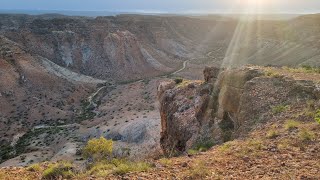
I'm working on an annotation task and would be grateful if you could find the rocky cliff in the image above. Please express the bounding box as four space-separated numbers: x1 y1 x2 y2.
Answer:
159 66 320 155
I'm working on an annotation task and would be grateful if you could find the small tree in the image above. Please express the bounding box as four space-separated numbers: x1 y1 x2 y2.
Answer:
174 78 183 84
83 137 113 161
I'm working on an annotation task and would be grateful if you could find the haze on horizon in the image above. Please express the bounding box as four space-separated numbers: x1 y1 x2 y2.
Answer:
1 0 320 14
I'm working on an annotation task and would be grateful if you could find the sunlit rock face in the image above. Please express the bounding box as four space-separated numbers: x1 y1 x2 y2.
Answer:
159 66 320 155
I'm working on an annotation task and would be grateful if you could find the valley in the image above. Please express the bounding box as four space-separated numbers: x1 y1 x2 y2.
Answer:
0 13 319 179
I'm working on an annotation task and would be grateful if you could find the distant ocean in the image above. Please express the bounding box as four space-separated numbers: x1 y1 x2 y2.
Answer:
0 10 301 20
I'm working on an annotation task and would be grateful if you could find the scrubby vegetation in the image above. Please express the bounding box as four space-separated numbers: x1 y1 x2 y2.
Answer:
187 141 215 155
77 100 96 121
42 162 74 179
266 129 279 139
159 158 173 166
298 129 315 142
185 160 209 179
27 163 41 172
315 109 320 124
282 65 320 74
174 78 183 84
88 159 151 176
82 137 150 177
0 143 14 163
272 105 290 114
299 65 320 74
285 119 300 130
83 137 113 161
265 70 282 78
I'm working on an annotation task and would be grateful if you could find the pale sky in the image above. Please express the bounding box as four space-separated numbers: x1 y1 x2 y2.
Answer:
1 0 320 13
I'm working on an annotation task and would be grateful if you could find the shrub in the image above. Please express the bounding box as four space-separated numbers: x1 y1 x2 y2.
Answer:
188 141 215 155
27 163 41 172
88 159 150 176
186 161 209 179
265 71 282 78
174 78 183 84
299 129 315 141
187 149 199 155
218 142 232 153
235 139 265 158
159 158 173 166
315 109 320 124
272 105 289 114
42 162 74 179
266 129 279 139
285 120 300 130
113 161 150 175
301 65 320 73
88 161 114 176
83 137 113 161
301 65 313 71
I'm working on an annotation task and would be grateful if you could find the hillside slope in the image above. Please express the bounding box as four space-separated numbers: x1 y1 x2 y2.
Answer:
0 66 319 179
0 35 106 163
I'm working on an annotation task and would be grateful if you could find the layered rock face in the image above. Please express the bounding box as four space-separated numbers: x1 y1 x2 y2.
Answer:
159 66 320 155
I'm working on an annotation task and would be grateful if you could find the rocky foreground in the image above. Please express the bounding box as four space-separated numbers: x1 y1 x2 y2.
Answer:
0 66 319 179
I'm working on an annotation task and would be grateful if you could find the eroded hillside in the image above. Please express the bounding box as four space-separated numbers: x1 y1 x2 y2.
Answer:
1 14 320 82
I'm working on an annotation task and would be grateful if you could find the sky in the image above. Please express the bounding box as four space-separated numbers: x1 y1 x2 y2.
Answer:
1 0 320 14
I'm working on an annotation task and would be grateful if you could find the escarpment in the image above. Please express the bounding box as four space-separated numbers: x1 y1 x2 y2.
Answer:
158 66 320 155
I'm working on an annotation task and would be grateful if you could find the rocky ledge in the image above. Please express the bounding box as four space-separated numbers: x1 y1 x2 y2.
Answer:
158 66 320 155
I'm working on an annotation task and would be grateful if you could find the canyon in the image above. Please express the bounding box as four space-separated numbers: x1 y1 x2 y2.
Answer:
0 13 319 178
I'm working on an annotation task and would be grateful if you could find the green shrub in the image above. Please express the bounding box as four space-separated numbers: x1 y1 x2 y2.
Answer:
315 109 320 124
186 161 209 179
159 158 173 166
27 163 41 172
113 161 150 175
42 162 74 179
266 129 279 139
301 65 313 71
83 137 113 161
285 120 300 130
174 78 183 84
299 129 315 141
218 142 232 153
272 105 289 114
187 141 215 155
193 141 215 153
87 161 114 176
187 149 199 155
88 159 150 176
301 65 320 73
265 71 282 78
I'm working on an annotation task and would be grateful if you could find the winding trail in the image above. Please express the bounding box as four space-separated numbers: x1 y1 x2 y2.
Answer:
172 60 188 75
87 86 108 108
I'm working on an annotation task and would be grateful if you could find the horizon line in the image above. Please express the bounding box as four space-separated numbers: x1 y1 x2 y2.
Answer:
0 9 318 15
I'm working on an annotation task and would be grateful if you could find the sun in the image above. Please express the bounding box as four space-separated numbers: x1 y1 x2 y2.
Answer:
238 0 273 13
244 0 270 6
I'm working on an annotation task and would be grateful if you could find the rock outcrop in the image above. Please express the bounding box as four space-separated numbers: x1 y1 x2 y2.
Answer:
158 66 320 155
